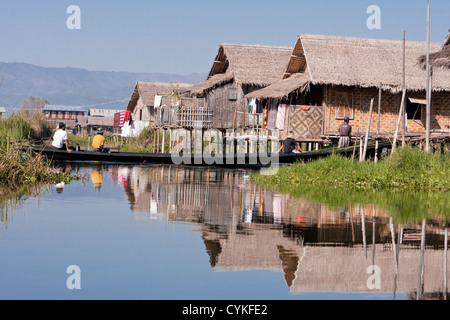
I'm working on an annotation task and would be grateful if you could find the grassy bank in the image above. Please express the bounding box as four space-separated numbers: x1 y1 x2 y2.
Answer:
252 146 450 192
0 112 72 189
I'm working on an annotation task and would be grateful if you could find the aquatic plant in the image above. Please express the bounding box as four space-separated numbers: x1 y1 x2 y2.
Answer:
251 146 450 192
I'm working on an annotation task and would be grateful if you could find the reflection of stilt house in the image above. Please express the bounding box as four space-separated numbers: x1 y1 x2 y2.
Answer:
189 43 293 130
247 34 450 147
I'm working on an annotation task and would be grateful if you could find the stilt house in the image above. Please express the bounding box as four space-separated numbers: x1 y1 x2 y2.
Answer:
246 34 450 145
189 43 293 130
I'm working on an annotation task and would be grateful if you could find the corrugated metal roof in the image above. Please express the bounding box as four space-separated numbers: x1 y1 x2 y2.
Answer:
43 105 87 112
88 109 123 117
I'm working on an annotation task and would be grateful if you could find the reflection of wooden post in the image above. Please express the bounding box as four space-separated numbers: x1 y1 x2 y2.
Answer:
417 219 426 300
444 228 448 300
390 217 399 300
361 206 367 258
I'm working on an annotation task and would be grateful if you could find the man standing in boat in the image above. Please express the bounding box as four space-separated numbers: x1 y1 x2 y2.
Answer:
338 117 352 148
92 128 110 153
52 122 72 153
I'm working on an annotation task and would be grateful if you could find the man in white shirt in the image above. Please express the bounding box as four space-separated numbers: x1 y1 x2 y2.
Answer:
52 123 72 153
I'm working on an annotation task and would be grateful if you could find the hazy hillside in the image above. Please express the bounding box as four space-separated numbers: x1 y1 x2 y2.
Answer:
0 62 206 111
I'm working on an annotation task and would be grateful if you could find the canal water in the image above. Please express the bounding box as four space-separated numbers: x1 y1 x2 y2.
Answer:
0 163 449 300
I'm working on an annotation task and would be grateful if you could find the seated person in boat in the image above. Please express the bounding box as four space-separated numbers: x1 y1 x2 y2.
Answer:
52 122 72 153
92 128 110 153
278 135 303 154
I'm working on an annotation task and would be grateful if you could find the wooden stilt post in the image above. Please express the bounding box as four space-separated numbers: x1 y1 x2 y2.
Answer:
153 128 157 153
402 31 407 148
375 84 382 163
362 99 375 162
392 89 406 155
161 128 165 154
425 0 431 153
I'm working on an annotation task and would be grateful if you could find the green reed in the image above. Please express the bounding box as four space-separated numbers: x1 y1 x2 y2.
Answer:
252 146 450 192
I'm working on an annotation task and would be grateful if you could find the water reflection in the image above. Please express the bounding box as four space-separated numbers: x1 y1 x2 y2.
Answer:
108 164 449 300
0 163 449 300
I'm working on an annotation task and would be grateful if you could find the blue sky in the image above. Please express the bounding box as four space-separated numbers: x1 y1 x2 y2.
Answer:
0 0 448 74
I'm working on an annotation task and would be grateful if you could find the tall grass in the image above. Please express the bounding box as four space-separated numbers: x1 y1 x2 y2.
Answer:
0 112 71 189
0 111 51 144
252 146 450 191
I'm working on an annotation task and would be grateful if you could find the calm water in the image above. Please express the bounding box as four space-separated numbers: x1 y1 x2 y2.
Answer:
0 163 449 300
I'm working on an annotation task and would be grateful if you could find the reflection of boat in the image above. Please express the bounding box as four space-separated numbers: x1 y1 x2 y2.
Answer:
25 142 391 167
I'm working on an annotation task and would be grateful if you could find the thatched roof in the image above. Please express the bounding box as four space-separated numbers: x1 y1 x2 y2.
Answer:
188 73 234 96
418 45 450 70
248 34 450 99
245 73 310 99
127 82 192 112
418 31 450 70
189 43 293 95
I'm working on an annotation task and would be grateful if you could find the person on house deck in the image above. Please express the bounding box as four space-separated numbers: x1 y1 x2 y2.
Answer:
52 122 72 153
92 128 110 153
278 135 303 154
338 117 352 148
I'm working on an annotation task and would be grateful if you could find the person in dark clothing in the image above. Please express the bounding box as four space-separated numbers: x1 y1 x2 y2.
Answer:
278 136 303 154
338 117 352 148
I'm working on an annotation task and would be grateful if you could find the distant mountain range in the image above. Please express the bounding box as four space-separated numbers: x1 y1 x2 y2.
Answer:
0 62 206 112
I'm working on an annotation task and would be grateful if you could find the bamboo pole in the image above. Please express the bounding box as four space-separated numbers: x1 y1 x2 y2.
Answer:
425 0 431 152
362 98 375 162
375 84 382 163
402 31 407 147
392 89 407 155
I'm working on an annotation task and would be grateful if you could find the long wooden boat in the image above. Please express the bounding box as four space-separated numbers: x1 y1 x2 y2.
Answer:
25 142 391 168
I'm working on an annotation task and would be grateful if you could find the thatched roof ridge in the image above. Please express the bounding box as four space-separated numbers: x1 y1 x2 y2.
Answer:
297 34 450 93
245 73 311 99
188 73 234 96
127 82 192 112
418 31 450 70
444 31 450 47
190 43 292 96
418 45 450 70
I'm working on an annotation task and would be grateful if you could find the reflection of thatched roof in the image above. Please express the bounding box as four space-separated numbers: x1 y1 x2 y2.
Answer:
127 82 192 112
248 34 450 99
189 44 292 95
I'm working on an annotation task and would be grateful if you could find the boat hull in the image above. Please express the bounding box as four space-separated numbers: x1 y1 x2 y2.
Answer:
26 142 391 168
